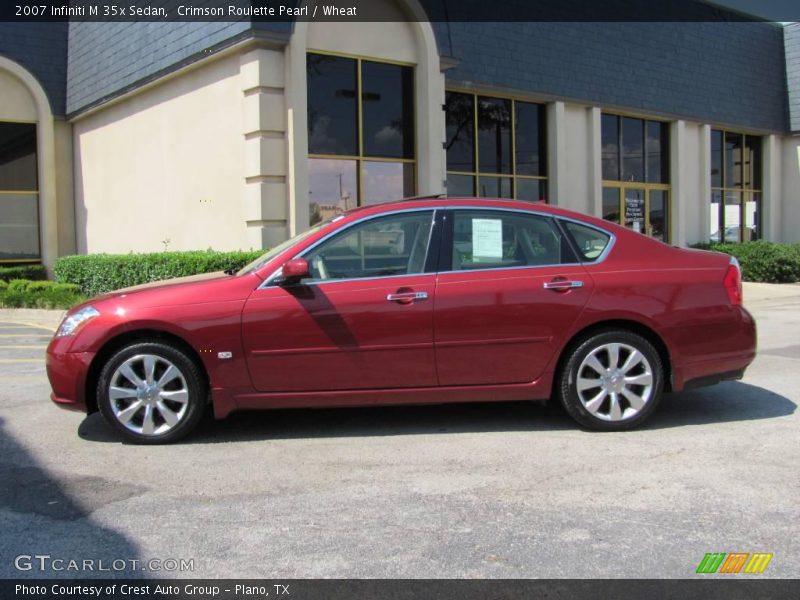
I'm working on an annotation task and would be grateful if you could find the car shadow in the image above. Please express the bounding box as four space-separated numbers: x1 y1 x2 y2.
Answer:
0 416 145 578
77 380 796 444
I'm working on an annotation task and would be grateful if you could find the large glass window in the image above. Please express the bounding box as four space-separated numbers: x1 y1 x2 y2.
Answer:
710 130 761 242
0 123 39 261
307 53 415 226
445 92 547 202
304 211 433 280
601 113 670 242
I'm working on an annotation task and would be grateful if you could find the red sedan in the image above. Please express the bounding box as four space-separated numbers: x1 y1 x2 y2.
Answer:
47 198 756 443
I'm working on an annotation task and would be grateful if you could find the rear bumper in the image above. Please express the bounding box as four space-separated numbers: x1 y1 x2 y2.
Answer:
46 338 94 413
670 306 756 392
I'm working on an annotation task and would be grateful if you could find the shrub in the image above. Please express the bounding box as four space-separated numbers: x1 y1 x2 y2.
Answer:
0 279 85 310
0 264 47 282
691 241 800 283
54 250 264 297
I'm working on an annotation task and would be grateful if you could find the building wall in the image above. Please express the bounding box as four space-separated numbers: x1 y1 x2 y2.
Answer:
785 23 800 133
782 136 800 242
443 21 788 134
0 69 37 121
72 53 249 254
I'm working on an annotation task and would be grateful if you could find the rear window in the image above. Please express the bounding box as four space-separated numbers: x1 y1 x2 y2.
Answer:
562 221 612 261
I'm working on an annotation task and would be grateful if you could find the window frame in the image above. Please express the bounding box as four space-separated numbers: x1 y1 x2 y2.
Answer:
0 120 40 263
306 50 417 217
601 112 671 242
710 129 762 243
445 89 548 202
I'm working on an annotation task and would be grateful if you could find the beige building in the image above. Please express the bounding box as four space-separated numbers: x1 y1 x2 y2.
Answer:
1 2 799 272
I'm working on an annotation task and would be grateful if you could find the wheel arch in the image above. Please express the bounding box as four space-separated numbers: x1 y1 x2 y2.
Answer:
552 319 673 395
85 329 209 414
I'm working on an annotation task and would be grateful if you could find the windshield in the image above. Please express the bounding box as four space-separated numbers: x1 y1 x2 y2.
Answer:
236 220 330 276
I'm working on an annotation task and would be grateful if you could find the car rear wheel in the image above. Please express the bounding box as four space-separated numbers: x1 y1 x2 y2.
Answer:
97 342 206 444
558 330 664 431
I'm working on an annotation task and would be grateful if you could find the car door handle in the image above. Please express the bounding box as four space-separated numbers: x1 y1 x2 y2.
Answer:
386 291 428 303
543 280 584 291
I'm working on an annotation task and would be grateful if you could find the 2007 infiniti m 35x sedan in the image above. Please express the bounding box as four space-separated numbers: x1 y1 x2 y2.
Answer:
47 198 756 443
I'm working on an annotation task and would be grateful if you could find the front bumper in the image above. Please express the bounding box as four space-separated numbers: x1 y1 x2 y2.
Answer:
46 336 95 413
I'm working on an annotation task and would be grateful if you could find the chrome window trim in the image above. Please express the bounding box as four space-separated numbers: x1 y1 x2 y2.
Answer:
259 204 616 288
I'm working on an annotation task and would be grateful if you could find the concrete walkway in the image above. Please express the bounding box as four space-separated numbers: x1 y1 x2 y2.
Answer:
1 281 798 332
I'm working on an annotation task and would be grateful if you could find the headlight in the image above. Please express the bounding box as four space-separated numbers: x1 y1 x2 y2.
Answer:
56 306 100 337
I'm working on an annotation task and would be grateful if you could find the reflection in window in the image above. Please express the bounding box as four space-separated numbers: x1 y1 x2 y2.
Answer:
601 114 620 181
622 117 644 182
308 158 357 226
649 190 668 243
305 211 433 280
515 178 547 202
307 55 357 156
710 129 723 188
445 92 547 201
361 62 414 159
362 161 414 205
602 187 620 223
0 123 39 260
307 53 416 225
601 113 670 241
478 97 512 175
446 173 473 197
711 130 761 242
478 176 511 199
515 101 546 177
445 91 474 172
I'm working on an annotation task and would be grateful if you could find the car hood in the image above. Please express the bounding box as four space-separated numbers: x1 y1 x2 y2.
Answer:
89 271 259 309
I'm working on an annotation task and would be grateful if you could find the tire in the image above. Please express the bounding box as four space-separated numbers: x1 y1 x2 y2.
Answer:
97 342 206 444
557 329 664 431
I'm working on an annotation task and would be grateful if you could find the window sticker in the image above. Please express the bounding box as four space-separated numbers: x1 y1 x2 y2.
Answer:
472 218 503 262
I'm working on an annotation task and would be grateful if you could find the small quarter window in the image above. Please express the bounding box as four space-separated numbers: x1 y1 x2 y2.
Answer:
562 221 612 262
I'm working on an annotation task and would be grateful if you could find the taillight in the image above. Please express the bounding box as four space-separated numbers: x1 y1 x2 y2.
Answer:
723 257 742 306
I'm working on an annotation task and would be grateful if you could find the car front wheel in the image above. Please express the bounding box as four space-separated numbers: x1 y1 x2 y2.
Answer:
97 342 206 444
558 330 664 431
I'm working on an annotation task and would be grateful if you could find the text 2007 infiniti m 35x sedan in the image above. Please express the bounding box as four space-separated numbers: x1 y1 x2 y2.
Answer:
47 198 756 443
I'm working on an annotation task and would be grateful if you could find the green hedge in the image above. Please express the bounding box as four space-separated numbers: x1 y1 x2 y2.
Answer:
691 241 800 283
0 279 86 310
54 250 264 297
0 264 47 282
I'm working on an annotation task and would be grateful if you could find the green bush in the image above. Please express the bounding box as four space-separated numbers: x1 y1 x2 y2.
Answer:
54 250 264 297
0 264 47 282
0 279 85 310
691 241 800 283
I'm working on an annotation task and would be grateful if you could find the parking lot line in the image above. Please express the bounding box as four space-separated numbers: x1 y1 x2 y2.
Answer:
0 321 56 332
0 333 52 338
0 345 47 349
0 358 44 363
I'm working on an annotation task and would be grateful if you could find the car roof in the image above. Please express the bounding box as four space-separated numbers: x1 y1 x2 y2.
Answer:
339 197 614 230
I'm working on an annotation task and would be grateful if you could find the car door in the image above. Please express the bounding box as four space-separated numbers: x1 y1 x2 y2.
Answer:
434 209 595 386
241 210 438 392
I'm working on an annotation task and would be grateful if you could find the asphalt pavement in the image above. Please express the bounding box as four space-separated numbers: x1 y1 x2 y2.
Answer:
0 284 798 578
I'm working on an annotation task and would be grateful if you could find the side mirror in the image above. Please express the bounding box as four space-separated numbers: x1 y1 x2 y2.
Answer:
280 258 309 283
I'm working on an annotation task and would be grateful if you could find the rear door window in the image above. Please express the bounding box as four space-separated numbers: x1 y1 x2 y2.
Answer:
448 210 577 271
